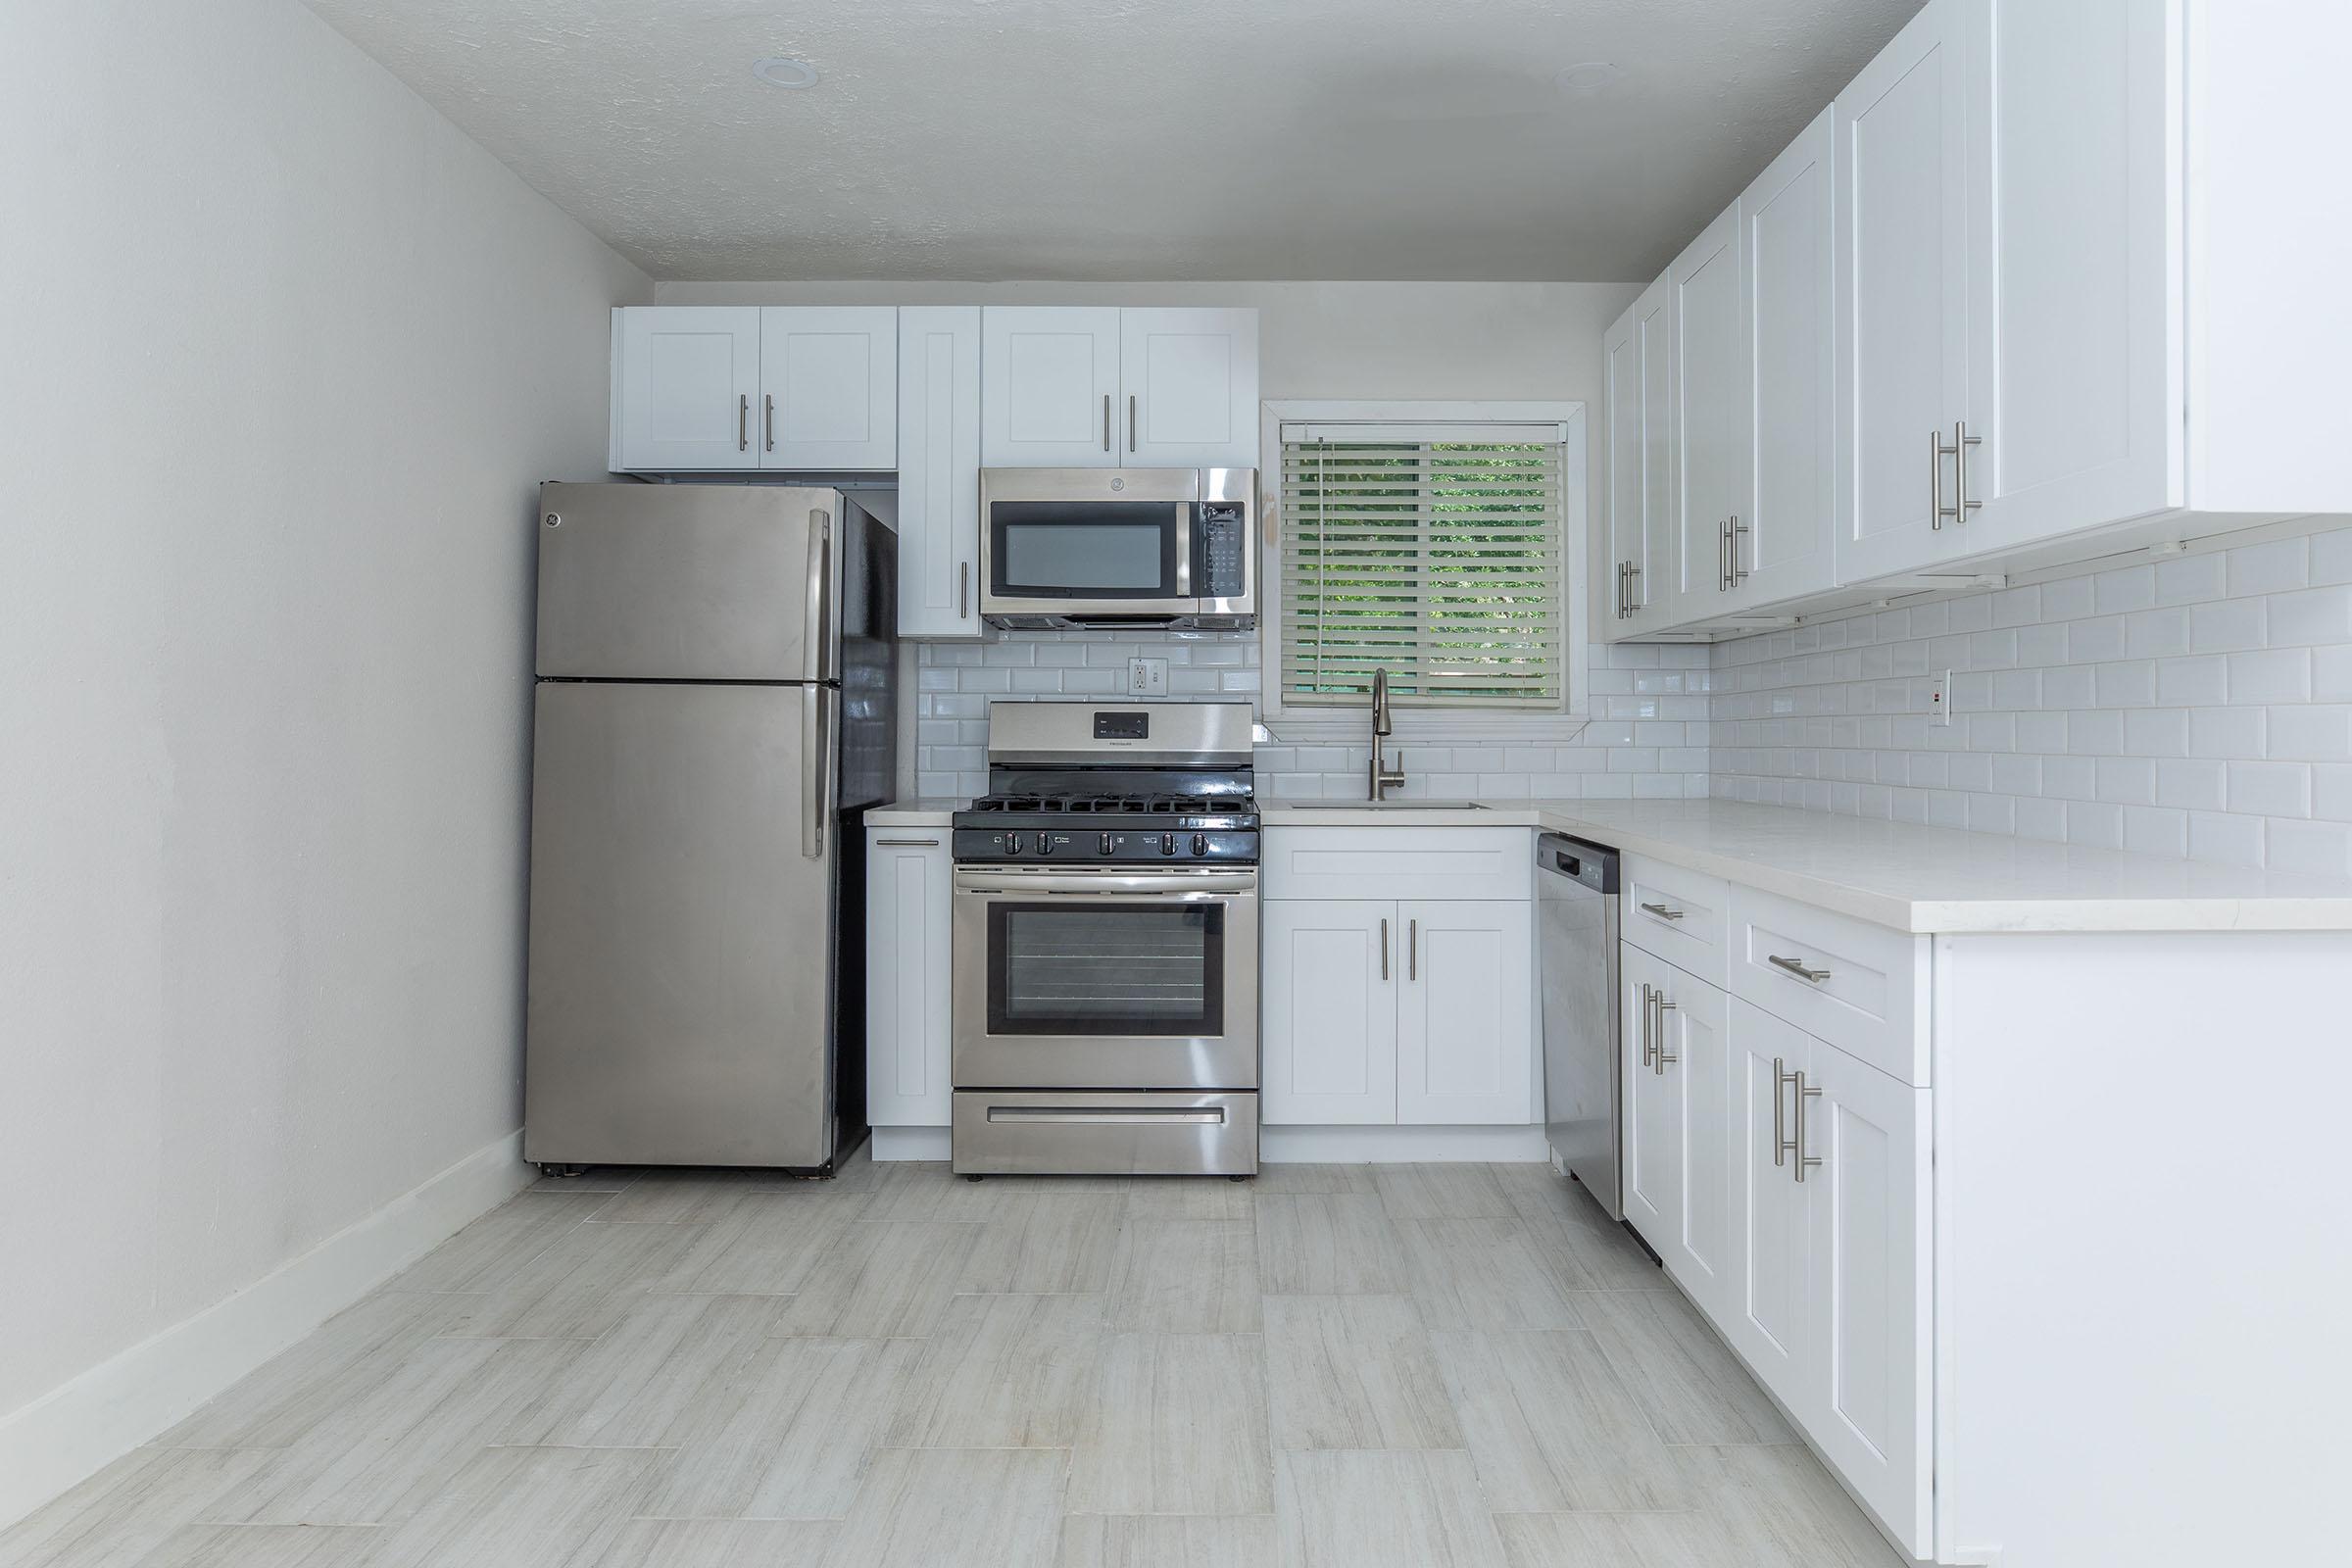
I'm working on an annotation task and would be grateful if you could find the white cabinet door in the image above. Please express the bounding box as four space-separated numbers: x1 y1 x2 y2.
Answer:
1833 0 1976 584
1603 276 1678 637
1600 300 1642 633
758 307 897 469
1118 308 1259 467
1620 944 1683 1247
895 307 983 639
1262 901 1397 1125
1673 205 1747 619
864 831 952 1127
981 307 1122 467
1396 900 1533 1125
1733 105 1837 610
1959 0 2179 552
1725 998 1812 1407
1803 1038 1933 1557
1667 971 1734 1321
612 307 761 471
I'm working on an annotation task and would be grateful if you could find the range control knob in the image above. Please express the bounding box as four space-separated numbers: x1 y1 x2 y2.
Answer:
1099 832 1114 857
1006 832 1025 856
1192 833 1208 857
1159 832 1177 857
1037 834 1054 857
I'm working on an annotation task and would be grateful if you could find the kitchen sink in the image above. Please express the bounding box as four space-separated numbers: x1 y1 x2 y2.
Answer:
1305 799 1490 809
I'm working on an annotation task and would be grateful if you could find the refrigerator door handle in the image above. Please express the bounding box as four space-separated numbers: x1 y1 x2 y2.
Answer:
802 684 830 859
805 509 833 682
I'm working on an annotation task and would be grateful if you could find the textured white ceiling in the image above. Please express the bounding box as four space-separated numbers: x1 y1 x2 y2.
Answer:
301 0 1922 282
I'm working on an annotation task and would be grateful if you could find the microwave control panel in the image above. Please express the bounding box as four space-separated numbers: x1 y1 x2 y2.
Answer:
1196 504 1249 600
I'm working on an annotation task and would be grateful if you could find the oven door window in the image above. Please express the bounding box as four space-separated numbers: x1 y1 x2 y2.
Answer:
986 901 1225 1037
991 502 1184 599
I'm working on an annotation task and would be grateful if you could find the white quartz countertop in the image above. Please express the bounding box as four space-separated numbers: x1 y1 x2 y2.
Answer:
865 800 962 828
1260 798 2352 934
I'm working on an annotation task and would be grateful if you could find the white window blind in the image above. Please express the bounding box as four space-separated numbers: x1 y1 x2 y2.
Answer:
1279 434 1566 709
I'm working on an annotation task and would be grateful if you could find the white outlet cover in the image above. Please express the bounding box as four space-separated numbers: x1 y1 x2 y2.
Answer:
1929 668 1952 725
1127 657 1169 696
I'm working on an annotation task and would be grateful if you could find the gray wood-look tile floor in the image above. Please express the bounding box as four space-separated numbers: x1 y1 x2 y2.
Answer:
0 1152 1904 1568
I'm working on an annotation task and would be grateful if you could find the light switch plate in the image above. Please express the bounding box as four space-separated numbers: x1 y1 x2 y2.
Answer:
1929 669 1952 725
1127 657 1169 696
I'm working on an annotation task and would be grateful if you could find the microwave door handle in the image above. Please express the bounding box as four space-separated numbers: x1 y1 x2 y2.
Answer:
1174 503 1193 597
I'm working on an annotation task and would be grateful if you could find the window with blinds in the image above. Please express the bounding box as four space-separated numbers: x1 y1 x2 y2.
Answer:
1279 434 1566 709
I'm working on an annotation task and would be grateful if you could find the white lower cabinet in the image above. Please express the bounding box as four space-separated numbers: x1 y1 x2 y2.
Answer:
1619 944 1683 1245
1622 946 1734 1320
1260 900 1397 1125
1395 900 1535 1125
863 829 952 1127
1261 857 1532 1129
1715 995 1930 1556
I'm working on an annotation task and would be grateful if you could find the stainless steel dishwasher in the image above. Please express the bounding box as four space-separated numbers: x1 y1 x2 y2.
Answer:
1538 833 1622 1220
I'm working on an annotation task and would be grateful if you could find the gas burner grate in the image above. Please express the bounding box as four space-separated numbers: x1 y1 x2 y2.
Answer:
967 793 1247 815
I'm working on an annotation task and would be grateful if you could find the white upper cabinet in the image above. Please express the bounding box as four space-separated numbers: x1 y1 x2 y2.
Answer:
611 307 895 472
612 307 762 471
894 307 983 639
757 307 897 469
1395 900 1534 1125
983 307 1260 468
1730 106 1837 609
1671 206 1747 618
1832 0 1975 585
1601 277 1678 639
980 307 1123 466
1117 308 1260 467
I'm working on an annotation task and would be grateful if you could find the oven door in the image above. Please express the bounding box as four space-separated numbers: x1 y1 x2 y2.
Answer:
952 867 1258 1091
980 468 1198 618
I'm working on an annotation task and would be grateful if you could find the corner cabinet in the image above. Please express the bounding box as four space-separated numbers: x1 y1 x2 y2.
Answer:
1260 829 1535 1129
981 306 1258 469
863 827 952 1129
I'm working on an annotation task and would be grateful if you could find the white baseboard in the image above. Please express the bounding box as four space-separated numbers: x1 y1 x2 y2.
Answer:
870 1126 952 1161
0 1129 533 1530
1261 1124 1552 1163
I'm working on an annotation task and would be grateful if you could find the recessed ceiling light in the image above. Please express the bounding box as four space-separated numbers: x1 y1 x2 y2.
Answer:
1553 61 1625 100
752 57 820 89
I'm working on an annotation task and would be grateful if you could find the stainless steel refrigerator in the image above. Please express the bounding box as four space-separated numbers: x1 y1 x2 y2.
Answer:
523 482 895 1173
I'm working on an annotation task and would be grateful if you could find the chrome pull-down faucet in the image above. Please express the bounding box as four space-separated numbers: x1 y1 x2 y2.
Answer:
1368 667 1406 801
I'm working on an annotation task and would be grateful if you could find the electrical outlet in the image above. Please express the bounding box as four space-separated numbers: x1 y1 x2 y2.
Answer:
1929 669 1953 726
1127 657 1169 697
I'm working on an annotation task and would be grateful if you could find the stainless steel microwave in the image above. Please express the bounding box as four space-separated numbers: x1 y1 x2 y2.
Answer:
979 466 1256 630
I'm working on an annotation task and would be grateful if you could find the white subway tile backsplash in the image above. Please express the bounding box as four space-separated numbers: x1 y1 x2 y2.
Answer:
1708 523 2352 873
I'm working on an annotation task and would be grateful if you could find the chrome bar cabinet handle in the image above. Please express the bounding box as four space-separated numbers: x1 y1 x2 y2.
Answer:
1639 983 1655 1067
739 393 751 452
1102 394 1112 452
1626 562 1642 612
1730 515 1748 584
873 837 939 848
1793 1071 1823 1181
1639 901 1685 922
1774 1056 1796 1167
1954 420 1982 523
1407 918 1418 981
958 561 970 619
1380 918 1390 981
1768 954 1831 984
1128 393 1138 452
1653 993 1677 1071
764 393 776 452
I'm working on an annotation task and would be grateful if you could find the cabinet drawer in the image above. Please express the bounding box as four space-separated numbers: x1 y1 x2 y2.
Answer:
1264 828 1531 903
1727 886 1928 1086
1620 854 1727 986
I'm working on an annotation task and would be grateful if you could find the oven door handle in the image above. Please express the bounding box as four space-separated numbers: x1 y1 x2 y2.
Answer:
985 1104 1228 1126
954 870 1256 897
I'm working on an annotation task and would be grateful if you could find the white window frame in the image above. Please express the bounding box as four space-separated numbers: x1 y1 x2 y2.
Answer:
1256 399 1591 741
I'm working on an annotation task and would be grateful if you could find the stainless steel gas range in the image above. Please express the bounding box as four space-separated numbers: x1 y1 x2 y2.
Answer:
950 700 1259 1178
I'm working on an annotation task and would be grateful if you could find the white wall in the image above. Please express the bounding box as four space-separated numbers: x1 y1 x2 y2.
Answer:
0 0 647 1474
1710 526 2352 874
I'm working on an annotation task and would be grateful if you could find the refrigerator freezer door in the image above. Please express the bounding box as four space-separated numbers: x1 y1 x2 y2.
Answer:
535 482 838 681
526 680 838 1167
